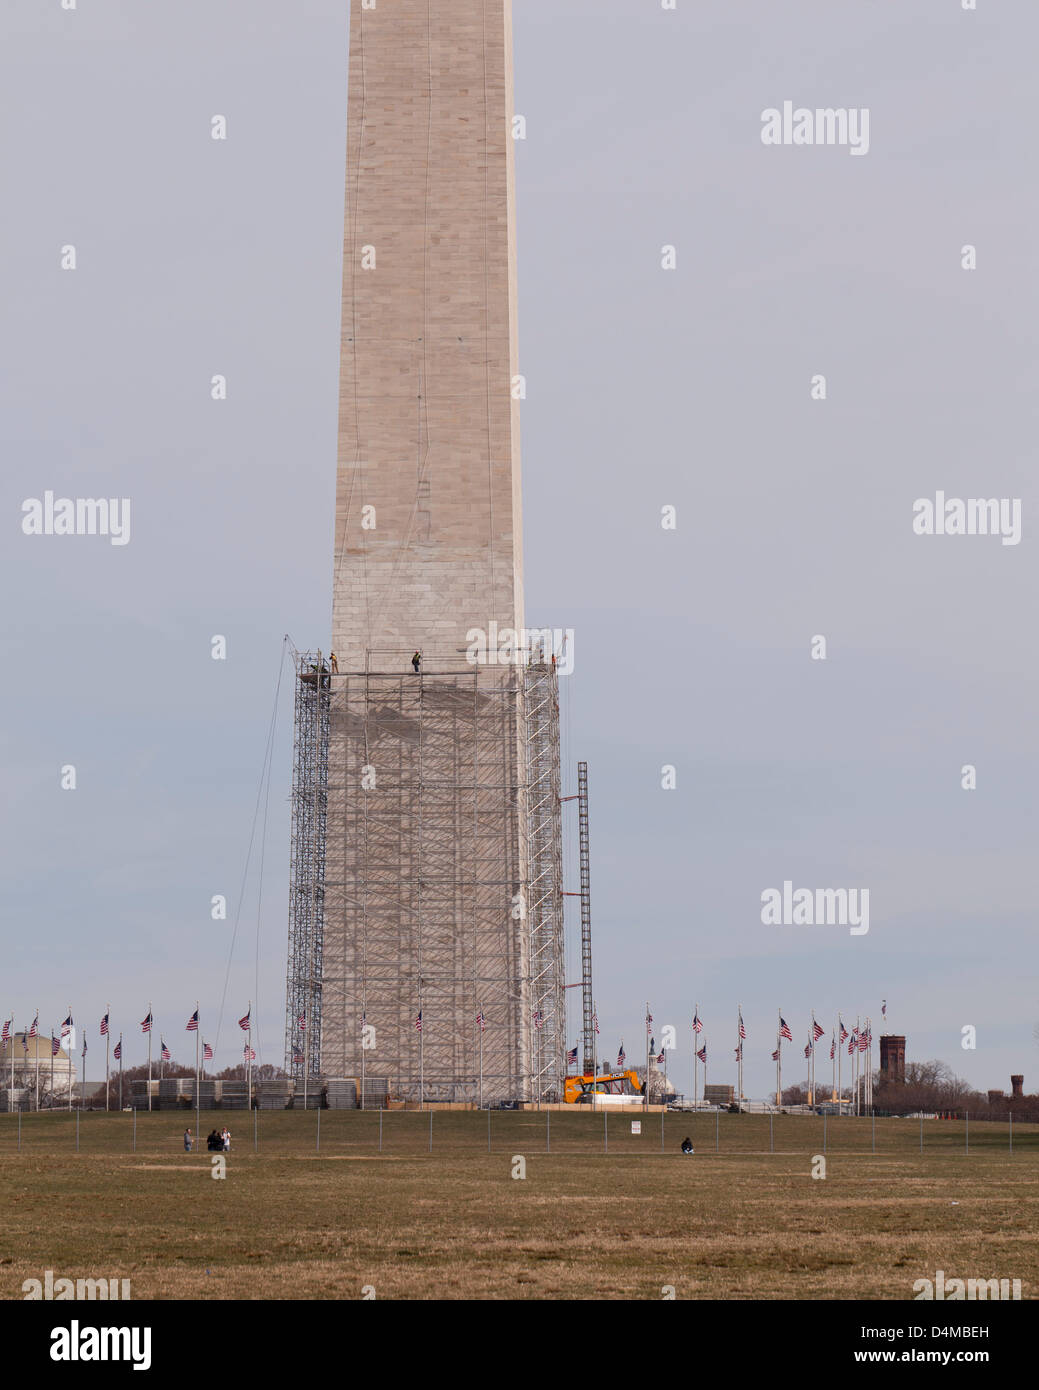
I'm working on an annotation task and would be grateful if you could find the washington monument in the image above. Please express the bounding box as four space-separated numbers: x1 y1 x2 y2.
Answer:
285 0 565 1106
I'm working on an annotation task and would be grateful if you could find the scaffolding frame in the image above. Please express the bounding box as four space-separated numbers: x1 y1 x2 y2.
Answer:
286 650 564 1105
285 652 330 1089
523 660 566 1103
577 761 594 1076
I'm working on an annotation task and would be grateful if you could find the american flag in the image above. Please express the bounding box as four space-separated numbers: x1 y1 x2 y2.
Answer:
646 1010 653 1035
829 1035 835 1060
186 1010 199 1032
21 1031 28 1052
738 1013 746 1040
298 1013 305 1031
532 1008 544 1030
779 1016 792 1041
100 1013 109 1037
1 1019 9 1042
113 1039 122 1060
244 1045 256 1061
414 1011 422 1033
656 1050 665 1064
848 1030 857 1056
140 1011 152 1034
696 1044 707 1064
812 1019 825 1041
238 1011 251 1032
476 1010 486 1033
771 1047 780 1061
592 1011 600 1035
566 1045 578 1066
692 1012 703 1035
617 1043 626 1066
161 1039 171 1061
804 1041 812 1058
734 1043 742 1061
51 1036 60 1056
61 1014 73 1037
203 1042 213 1061
858 1029 870 1052
882 999 887 1018
81 1033 87 1057
839 1018 848 1042
29 1014 38 1039
292 1051 304 1064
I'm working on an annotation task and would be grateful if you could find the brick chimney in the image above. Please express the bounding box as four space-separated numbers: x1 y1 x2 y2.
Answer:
1011 1074 1024 1099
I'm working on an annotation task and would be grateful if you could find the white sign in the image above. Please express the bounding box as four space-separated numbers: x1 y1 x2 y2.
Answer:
631 1120 641 1135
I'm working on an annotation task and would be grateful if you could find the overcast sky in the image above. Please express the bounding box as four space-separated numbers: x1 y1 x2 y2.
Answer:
1 0 1035 1097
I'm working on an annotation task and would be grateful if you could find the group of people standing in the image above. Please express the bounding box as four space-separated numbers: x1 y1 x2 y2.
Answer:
183 1127 230 1152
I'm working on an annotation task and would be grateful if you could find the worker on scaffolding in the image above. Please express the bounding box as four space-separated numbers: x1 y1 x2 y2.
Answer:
411 651 421 673
330 651 338 674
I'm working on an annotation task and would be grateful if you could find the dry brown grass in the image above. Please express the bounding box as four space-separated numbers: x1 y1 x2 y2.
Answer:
1 1110 1036 1299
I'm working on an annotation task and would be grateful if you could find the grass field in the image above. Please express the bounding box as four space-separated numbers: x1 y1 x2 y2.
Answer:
2 1110 1036 1299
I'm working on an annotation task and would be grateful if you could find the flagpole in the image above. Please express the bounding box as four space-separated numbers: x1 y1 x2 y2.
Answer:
49 1024 54 1107
739 1004 744 1111
831 1031 836 1102
81 1031 86 1109
838 1016 843 1113
247 1001 252 1112
478 1004 483 1112
777 1032 781 1108
809 1014 814 1107
419 985 424 1112
147 1002 153 1112
105 1003 111 1112
303 1012 308 1111
591 999 598 1112
118 1035 123 1110
644 1002 649 1112
34 1008 40 1110
694 1005 701 1108
854 1014 860 1116
195 1001 200 1145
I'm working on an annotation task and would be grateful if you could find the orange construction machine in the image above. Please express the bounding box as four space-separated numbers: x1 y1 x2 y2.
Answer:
563 1069 645 1105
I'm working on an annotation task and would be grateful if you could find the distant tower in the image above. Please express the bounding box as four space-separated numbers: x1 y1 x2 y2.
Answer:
285 1 565 1106
879 1035 905 1083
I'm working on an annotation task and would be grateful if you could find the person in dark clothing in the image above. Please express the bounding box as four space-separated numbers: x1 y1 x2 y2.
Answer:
411 651 421 673
680 1136 694 1154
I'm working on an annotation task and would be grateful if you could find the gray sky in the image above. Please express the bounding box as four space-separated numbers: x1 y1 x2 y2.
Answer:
2 0 1035 1095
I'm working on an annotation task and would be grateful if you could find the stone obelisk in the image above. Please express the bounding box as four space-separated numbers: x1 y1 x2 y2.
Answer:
293 0 564 1109
332 0 524 666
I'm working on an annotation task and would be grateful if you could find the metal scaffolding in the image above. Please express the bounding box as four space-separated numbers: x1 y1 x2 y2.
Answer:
285 652 330 1090
577 761 595 1076
285 649 564 1105
523 659 566 1103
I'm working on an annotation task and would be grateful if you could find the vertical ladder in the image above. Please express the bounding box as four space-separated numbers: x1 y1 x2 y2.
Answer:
578 761 594 1075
